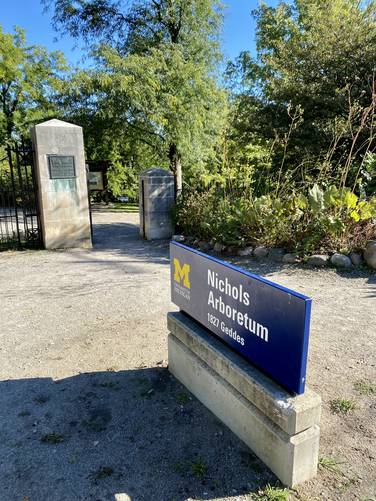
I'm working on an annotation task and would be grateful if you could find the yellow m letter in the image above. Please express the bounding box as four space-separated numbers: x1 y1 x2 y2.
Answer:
174 258 191 289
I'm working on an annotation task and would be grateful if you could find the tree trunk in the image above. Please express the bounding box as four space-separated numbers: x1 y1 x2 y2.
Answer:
169 143 182 198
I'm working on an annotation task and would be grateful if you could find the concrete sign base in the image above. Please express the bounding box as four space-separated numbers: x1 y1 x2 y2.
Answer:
167 311 321 487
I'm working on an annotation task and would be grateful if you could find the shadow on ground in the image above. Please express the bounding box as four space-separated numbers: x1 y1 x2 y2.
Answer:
91 221 170 266
0 369 278 501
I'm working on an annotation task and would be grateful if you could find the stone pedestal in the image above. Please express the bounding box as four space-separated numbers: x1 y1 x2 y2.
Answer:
139 168 175 240
31 119 92 249
167 311 321 487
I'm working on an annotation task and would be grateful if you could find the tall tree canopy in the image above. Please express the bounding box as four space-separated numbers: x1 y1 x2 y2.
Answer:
45 0 227 192
227 0 376 194
0 25 66 144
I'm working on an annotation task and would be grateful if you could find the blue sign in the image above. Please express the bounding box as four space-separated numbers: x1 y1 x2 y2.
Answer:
170 242 312 395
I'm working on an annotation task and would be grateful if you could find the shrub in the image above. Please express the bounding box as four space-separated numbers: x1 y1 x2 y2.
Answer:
174 184 376 255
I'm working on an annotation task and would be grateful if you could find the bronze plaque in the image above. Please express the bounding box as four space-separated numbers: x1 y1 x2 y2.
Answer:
48 155 76 179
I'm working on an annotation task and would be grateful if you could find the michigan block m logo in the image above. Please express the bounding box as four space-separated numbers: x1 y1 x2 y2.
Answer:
173 258 191 289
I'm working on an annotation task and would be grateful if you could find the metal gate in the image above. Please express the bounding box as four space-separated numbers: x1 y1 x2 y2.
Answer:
0 140 42 250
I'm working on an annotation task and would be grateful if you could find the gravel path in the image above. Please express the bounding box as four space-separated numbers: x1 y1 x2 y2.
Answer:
0 210 375 501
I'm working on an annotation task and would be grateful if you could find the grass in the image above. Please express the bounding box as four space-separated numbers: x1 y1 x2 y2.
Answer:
191 458 208 478
354 379 376 396
112 202 138 212
173 458 208 478
172 461 185 474
319 456 345 475
40 432 65 444
18 410 31 417
92 202 139 213
253 484 290 500
91 466 114 480
330 398 356 414
99 381 121 391
34 395 49 405
176 392 189 405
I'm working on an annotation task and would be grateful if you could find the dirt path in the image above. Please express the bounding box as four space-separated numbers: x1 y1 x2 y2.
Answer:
0 210 375 501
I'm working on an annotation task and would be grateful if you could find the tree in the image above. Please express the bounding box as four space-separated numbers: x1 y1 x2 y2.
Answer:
227 0 376 193
0 25 66 144
44 0 227 193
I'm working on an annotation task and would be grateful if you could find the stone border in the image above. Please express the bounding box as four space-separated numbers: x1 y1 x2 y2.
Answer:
172 236 376 270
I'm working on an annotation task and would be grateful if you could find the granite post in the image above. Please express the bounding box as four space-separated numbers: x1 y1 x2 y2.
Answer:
139 168 175 240
31 119 92 249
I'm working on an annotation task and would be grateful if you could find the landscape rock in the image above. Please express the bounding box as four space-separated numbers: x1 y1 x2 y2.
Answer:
349 252 363 266
198 241 211 252
226 246 238 255
238 246 253 257
172 234 185 243
330 253 352 268
283 253 300 264
307 255 329 267
364 240 376 269
269 248 286 262
253 246 269 259
213 242 226 253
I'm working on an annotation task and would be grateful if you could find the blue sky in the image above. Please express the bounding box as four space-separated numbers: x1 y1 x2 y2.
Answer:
1 0 280 65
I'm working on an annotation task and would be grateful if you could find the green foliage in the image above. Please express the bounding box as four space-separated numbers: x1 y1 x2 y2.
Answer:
330 398 356 414
40 432 65 444
226 0 376 195
106 160 140 201
191 458 208 478
175 185 376 254
319 457 346 475
354 380 376 396
253 484 290 501
46 0 227 188
0 25 66 143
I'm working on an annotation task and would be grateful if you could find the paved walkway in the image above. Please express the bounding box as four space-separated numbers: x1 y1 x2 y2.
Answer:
0 210 375 501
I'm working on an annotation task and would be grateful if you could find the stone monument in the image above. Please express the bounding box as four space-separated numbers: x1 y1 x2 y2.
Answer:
31 119 92 249
139 168 175 240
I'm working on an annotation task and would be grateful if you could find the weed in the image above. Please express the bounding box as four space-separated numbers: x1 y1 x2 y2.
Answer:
191 458 208 478
338 473 361 491
40 432 65 444
82 419 106 432
91 466 114 480
100 381 121 391
319 457 345 474
212 479 221 490
173 462 185 474
173 457 208 478
34 395 49 405
330 398 356 414
18 410 31 417
354 380 376 396
176 392 189 405
254 484 290 500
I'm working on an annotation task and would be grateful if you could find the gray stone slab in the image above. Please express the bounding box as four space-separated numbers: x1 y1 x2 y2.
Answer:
30 119 92 249
167 312 321 436
168 331 320 487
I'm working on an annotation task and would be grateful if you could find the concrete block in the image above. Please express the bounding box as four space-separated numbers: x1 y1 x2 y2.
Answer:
30 119 92 249
139 168 175 240
167 312 321 487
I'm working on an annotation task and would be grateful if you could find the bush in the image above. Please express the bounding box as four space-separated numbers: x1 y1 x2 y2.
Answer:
174 185 376 256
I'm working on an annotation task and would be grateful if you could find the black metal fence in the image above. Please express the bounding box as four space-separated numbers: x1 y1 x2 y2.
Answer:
0 140 42 251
